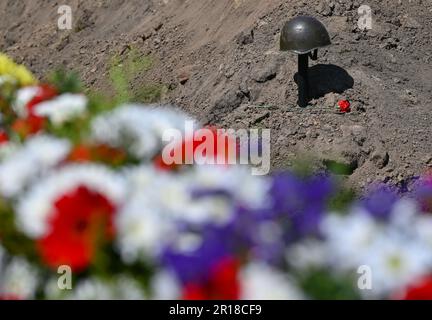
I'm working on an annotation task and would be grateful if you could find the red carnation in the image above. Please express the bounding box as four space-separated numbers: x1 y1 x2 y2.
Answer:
182 257 240 300
37 186 116 272
338 100 351 113
397 276 432 300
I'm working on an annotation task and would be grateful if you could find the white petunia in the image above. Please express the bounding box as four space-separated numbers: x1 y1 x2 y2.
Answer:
190 165 271 209
0 135 70 198
389 198 420 233
321 208 380 271
65 276 145 300
34 93 88 126
12 86 40 117
116 193 176 263
0 257 39 299
240 262 305 300
91 104 193 159
286 239 329 270
361 232 432 297
16 164 127 238
150 271 181 300
414 215 432 249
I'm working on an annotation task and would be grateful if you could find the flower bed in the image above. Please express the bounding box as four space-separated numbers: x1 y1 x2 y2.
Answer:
0 54 431 300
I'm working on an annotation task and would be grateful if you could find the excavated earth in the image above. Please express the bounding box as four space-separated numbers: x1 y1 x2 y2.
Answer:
1 0 431 190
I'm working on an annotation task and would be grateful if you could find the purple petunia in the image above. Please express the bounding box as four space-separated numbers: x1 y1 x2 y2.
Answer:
360 184 399 220
269 172 334 237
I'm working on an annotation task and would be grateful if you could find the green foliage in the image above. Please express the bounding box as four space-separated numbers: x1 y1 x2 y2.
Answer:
109 48 154 104
323 160 356 176
48 69 83 94
134 83 168 103
0 197 37 259
329 187 357 213
298 268 361 300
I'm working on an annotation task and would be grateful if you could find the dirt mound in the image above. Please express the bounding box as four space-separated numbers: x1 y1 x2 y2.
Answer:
1 0 431 189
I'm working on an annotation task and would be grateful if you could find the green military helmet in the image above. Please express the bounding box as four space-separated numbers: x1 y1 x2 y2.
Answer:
280 16 331 54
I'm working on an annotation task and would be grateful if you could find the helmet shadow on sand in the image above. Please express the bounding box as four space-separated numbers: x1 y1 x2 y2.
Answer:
294 64 354 101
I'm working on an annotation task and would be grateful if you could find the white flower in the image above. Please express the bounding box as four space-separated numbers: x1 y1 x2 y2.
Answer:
0 257 39 299
69 279 113 300
321 209 380 271
190 165 271 209
91 104 192 159
0 141 19 160
414 215 432 249
240 262 304 300
64 276 145 300
389 198 420 233
0 135 70 198
34 93 87 126
124 165 236 226
362 232 432 297
286 239 329 270
116 194 175 263
12 86 40 117
150 271 181 300
16 164 127 238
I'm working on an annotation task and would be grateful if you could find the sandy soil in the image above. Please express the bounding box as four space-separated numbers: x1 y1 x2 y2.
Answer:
1 0 431 189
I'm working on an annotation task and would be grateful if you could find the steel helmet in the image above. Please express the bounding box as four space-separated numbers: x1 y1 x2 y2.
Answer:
280 16 331 54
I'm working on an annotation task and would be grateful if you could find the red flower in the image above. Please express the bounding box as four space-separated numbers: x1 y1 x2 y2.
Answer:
154 127 238 171
11 84 57 137
67 144 93 162
12 115 46 137
37 186 116 272
67 144 127 165
0 130 9 144
182 257 240 300
338 100 351 113
26 84 58 116
397 276 432 300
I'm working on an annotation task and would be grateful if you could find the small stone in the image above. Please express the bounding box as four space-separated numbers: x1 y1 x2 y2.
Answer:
239 79 250 97
371 146 389 169
176 65 194 85
403 16 421 29
250 111 270 125
224 67 235 79
323 92 337 108
236 29 254 45
316 1 332 16
252 61 278 83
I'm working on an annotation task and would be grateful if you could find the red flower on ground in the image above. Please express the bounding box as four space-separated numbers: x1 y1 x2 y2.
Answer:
182 257 240 300
154 126 238 171
397 276 432 300
37 186 116 272
338 100 351 113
